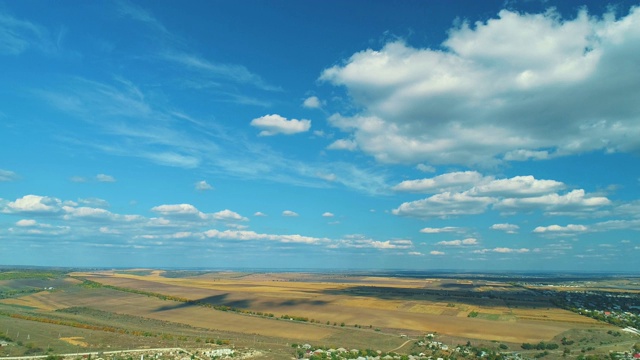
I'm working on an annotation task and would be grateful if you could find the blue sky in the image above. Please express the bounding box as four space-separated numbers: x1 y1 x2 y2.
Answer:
1 0 640 271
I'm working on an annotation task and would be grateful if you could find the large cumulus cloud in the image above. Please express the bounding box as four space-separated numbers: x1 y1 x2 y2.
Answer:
321 7 640 166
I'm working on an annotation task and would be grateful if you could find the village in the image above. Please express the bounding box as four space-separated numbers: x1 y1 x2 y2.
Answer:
0 347 261 360
291 334 526 360
544 289 640 330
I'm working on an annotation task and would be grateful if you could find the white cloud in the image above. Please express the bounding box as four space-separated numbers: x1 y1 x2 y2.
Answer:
475 247 530 254
393 171 485 193
533 224 588 233
204 229 329 245
78 198 110 208
437 238 478 246
503 149 550 161
492 247 530 254
322 212 334 217
212 209 248 222
168 231 194 239
613 200 640 217
327 138 357 151
416 164 435 173
490 223 519 234
303 96 321 108
393 173 608 219
395 173 564 200
4 195 62 214
16 219 37 227
419 226 462 234
225 223 249 230
99 226 120 234
469 175 565 197
408 251 424 256
282 210 299 217
254 211 267 217
195 180 213 191
590 219 640 232
96 174 116 182
393 191 495 219
63 206 114 220
250 114 311 136
151 204 207 220
9 223 70 236
338 237 413 250
495 189 610 214
320 7 640 165
0 169 19 181
430 250 445 255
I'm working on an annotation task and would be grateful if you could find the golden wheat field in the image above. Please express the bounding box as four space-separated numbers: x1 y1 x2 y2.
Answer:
22 270 602 344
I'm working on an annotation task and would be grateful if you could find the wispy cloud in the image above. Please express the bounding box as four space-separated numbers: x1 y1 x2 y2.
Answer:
163 52 281 92
38 76 389 195
0 12 57 55
116 0 170 35
96 174 116 182
0 169 19 182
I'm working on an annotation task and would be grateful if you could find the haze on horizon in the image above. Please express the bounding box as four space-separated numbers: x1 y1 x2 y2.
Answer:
1 0 640 272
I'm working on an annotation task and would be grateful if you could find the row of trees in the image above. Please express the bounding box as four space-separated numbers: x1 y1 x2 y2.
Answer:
521 342 559 350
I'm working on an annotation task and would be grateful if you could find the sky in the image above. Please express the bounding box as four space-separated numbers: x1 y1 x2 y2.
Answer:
1 0 640 272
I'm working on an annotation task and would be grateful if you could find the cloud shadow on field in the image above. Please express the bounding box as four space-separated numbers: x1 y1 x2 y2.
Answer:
320 286 557 309
153 293 253 312
152 293 329 313
262 299 329 307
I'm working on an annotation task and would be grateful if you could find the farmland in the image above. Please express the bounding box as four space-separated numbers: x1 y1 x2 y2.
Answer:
1 269 639 359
